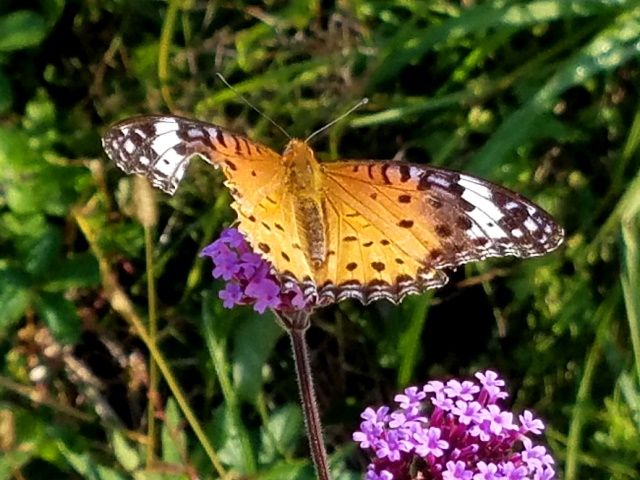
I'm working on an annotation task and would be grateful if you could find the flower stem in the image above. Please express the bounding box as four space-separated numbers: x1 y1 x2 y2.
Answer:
277 311 331 480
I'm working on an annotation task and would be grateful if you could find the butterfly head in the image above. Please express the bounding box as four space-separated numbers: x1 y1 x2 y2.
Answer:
282 139 322 191
282 138 314 158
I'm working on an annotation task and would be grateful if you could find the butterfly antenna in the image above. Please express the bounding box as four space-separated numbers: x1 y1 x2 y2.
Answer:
305 97 369 144
216 73 291 140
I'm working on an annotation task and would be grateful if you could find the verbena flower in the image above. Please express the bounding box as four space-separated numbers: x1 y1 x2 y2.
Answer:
353 370 556 480
200 228 308 313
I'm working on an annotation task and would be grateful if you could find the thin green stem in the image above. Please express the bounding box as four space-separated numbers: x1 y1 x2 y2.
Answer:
74 211 228 478
158 0 179 111
116 291 228 478
144 224 158 466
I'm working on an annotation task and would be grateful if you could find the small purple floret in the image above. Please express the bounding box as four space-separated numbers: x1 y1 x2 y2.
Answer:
200 228 309 313
353 370 556 480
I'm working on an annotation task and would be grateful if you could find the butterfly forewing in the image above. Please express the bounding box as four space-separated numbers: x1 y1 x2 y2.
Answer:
102 115 283 196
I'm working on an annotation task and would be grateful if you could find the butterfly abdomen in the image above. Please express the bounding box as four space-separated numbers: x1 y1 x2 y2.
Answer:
295 197 328 268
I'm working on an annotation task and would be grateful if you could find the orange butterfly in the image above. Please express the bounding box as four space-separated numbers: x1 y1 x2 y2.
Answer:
102 115 563 305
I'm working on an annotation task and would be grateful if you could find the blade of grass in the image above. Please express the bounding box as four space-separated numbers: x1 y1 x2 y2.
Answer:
622 105 640 161
195 58 331 116
158 0 180 111
618 372 640 432
350 92 467 128
564 286 619 480
621 216 640 384
469 10 640 175
353 21 599 129
397 294 433 387
591 164 640 254
591 101 640 250
369 0 623 87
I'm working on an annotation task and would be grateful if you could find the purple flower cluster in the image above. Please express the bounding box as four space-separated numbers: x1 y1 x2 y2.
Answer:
353 371 555 480
200 228 307 313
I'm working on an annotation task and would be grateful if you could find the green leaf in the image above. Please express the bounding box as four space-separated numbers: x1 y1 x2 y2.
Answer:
23 226 61 276
24 88 57 128
161 398 187 465
208 404 252 472
259 403 303 464
111 430 141 472
0 406 53 478
202 294 258 473
44 253 100 291
39 0 66 30
0 126 40 170
0 211 47 239
35 292 80 344
0 11 47 52
0 268 30 338
253 460 310 480
0 126 87 216
232 311 284 403
132 472 189 480
57 440 128 480
4 162 86 216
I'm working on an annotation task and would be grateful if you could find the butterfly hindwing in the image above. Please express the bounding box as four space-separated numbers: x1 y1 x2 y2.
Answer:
318 178 449 303
318 160 563 302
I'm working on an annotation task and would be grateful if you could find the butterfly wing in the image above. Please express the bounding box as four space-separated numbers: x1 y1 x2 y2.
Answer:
103 117 564 306
102 115 315 286
102 115 284 202
316 160 563 304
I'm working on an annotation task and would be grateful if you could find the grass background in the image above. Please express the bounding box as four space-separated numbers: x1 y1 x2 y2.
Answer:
1 0 640 478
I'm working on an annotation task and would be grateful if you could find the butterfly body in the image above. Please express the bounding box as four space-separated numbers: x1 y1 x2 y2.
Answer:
103 115 564 305
280 140 329 267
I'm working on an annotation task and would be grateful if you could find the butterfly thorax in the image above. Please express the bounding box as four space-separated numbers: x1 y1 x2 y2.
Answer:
282 139 328 269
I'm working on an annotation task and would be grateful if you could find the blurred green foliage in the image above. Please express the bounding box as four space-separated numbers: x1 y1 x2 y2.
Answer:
0 0 639 479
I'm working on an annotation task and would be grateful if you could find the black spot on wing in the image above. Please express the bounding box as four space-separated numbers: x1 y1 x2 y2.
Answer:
215 130 227 147
371 261 386 272
399 165 411 182
381 164 392 184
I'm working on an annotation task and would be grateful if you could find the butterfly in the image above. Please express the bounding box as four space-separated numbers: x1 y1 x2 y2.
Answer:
102 115 564 305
